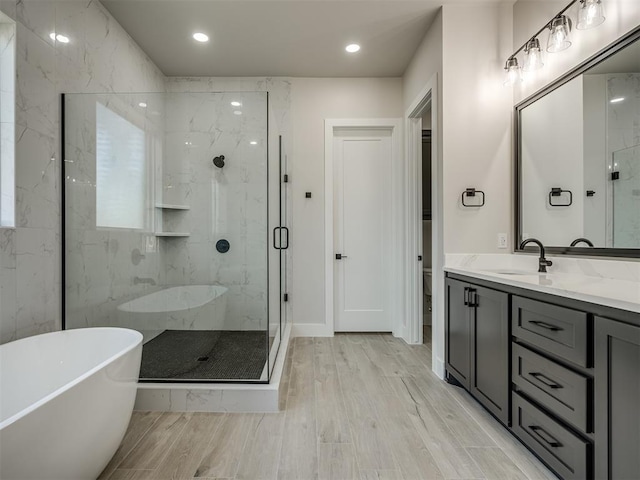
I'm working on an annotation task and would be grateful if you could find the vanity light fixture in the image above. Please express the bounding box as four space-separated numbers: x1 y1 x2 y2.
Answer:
503 0 606 86
138 102 147 108
577 0 605 30
230 101 242 107
547 15 572 53
523 38 544 71
610 97 625 103
193 32 209 43
503 57 523 86
249 141 258 145
345 44 360 53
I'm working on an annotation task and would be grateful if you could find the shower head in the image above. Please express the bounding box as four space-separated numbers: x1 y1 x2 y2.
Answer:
213 155 225 168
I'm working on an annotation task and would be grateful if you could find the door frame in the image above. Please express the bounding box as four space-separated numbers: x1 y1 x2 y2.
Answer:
324 118 403 336
405 74 444 378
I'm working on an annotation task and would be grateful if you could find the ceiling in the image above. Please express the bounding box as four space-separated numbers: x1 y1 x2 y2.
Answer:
101 0 458 77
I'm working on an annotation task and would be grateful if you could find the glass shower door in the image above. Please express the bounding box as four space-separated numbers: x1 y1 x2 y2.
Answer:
63 91 274 383
612 144 640 248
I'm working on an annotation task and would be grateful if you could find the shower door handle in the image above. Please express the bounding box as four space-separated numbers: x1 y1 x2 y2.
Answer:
272 227 289 250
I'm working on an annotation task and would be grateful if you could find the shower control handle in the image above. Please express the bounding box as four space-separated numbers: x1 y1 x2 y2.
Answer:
335 254 348 260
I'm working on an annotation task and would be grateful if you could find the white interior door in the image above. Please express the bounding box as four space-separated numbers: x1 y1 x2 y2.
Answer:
334 128 392 332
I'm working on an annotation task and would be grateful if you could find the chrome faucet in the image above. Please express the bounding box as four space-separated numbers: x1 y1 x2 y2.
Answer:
519 238 553 273
570 237 594 247
133 276 156 285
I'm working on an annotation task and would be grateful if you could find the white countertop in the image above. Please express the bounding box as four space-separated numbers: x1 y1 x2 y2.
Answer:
444 255 640 315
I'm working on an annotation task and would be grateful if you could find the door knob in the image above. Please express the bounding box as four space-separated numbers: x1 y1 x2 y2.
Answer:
335 253 348 260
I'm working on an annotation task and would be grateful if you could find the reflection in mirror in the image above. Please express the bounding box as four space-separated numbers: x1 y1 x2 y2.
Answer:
518 28 640 253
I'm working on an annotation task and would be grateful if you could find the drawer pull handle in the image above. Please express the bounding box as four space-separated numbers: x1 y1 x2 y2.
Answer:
529 372 563 389
529 425 562 448
528 320 563 331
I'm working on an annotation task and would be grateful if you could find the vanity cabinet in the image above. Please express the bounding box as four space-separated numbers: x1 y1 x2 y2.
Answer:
445 272 640 480
594 317 640 480
445 278 509 425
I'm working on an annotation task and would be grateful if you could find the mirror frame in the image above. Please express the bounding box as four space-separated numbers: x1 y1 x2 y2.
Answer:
514 24 640 259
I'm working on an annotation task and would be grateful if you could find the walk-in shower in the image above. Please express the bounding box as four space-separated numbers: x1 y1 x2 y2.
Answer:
62 91 290 383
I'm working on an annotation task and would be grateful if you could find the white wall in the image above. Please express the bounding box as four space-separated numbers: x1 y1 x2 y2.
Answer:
442 3 514 254
289 78 402 332
0 0 165 344
404 10 443 111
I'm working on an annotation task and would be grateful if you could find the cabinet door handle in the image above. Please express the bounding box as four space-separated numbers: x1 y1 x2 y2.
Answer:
528 425 562 448
463 287 469 306
468 289 478 308
529 372 563 389
528 320 563 331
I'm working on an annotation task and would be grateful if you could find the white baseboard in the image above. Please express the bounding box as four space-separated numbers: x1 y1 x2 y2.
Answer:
291 322 333 337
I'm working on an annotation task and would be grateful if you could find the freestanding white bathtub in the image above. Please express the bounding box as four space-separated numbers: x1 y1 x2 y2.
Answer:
117 285 228 334
0 327 142 480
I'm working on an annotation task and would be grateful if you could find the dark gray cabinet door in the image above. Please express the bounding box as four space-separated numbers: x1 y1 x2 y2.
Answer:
595 317 640 480
470 286 510 425
445 278 471 389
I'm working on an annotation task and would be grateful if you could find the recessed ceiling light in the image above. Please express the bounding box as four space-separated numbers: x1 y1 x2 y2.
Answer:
610 97 625 103
231 101 242 107
138 102 147 108
345 43 360 53
193 32 209 43
50 32 70 43
250 141 258 145
233 110 242 115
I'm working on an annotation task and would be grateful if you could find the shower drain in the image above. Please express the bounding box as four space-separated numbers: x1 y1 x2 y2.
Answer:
197 356 209 362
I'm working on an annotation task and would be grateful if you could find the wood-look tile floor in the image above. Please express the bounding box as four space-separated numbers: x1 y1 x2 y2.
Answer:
99 334 558 480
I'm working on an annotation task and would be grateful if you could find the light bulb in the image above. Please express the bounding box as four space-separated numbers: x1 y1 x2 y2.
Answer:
193 32 209 43
523 38 544 72
503 58 522 87
547 16 572 53
577 0 605 30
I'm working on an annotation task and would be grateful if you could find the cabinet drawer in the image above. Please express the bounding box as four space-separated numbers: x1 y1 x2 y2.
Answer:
512 296 590 367
513 343 591 433
512 392 591 480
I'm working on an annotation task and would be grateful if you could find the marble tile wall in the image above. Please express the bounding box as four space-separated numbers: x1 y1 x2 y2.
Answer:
0 0 165 344
160 91 269 331
164 78 292 332
64 93 166 331
0 0 294 343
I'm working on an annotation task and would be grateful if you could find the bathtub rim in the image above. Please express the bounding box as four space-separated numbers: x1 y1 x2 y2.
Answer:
0 327 142 431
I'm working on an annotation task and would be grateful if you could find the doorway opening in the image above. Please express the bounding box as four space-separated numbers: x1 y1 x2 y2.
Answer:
405 74 443 376
421 127 432 349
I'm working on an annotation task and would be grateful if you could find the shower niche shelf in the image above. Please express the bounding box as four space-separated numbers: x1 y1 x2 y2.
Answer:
155 203 190 210
154 232 190 237
155 203 190 237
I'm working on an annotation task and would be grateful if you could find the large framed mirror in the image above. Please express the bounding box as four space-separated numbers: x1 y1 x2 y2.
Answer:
515 25 640 258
